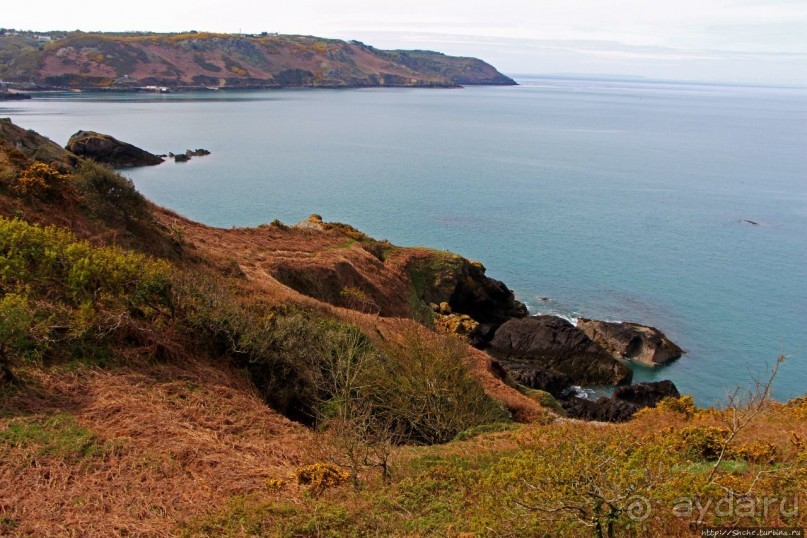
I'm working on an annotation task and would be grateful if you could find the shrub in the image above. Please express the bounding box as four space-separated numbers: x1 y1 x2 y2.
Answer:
338 285 378 314
372 329 510 444
11 162 66 198
0 293 33 382
0 217 172 373
174 273 508 447
171 272 361 423
295 463 350 495
656 395 697 418
0 217 171 310
71 160 149 223
268 218 288 230
521 388 567 416
732 441 778 464
672 426 731 460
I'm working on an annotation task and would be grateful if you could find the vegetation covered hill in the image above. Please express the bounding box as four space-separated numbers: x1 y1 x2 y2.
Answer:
0 30 515 89
0 120 804 536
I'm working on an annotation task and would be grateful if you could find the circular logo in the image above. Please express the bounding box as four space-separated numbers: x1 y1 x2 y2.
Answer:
625 495 652 522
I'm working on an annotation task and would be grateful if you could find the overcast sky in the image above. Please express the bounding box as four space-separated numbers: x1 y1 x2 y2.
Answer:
5 0 807 85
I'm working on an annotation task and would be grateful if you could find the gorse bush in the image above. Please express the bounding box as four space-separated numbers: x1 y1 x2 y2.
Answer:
11 162 66 198
671 426 732 460
295 463 351 495
0 217 171 309
0 217 172 378
654 395 698 418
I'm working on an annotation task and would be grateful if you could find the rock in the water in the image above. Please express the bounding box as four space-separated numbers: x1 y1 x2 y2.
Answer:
0 92 31 101
66 130 163 167
174 154 190 162
562 380 680 422
487 315 633 386
577 318 684 367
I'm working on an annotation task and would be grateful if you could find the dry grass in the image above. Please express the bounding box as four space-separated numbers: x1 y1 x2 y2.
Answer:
0 358 315 536
154 207 545 423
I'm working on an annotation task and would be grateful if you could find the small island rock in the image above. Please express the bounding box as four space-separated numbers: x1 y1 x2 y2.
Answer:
66 130 163 167
577 318 684 367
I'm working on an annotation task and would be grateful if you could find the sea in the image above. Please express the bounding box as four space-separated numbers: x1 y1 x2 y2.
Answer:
2 75 805 406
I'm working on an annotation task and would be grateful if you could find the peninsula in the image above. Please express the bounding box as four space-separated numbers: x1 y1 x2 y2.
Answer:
0 30 515 90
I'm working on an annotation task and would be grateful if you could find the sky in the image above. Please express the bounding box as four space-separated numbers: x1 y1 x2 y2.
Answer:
4 0 807 85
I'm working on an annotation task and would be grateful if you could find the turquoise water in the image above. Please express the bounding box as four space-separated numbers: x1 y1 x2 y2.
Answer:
3 77 806 405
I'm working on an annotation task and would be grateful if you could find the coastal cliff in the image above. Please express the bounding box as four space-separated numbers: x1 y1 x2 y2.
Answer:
0 31 515 90
1 120 803 536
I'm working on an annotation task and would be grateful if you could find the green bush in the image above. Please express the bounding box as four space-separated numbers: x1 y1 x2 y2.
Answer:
171 272 352 423
0 217 171 310
71 160 149 223
0 293 33 382
371 330 510 445
172 271 507 445
0 217 172 376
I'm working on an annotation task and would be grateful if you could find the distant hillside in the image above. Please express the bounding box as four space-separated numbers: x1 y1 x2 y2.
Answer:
0 31 515 89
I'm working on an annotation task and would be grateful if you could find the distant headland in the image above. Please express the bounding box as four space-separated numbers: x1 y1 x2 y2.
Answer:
0 29 515 91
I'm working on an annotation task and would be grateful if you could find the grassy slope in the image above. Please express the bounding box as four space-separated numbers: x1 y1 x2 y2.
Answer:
0 121 804 537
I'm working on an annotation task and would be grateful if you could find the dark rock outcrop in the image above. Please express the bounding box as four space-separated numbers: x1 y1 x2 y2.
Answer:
612 380 681 407
66 131 163 167
562 380 681 422
450 260 529 325
406 253 527 332
562 395 639 423
487 315 633 387
505 365 573 398
0 92 31 101
577 318 684 367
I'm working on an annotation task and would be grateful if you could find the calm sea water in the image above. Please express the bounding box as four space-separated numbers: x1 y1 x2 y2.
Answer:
3 77 806 405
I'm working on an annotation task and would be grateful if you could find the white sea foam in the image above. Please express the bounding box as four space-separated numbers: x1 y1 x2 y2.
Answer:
566 386 597 400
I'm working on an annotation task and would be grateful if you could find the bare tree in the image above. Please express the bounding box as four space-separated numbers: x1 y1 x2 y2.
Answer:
706 355 786 484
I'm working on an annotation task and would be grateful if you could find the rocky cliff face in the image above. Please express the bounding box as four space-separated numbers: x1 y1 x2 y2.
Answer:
405 252 528 326
0 32 516 90
0 118 78 171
